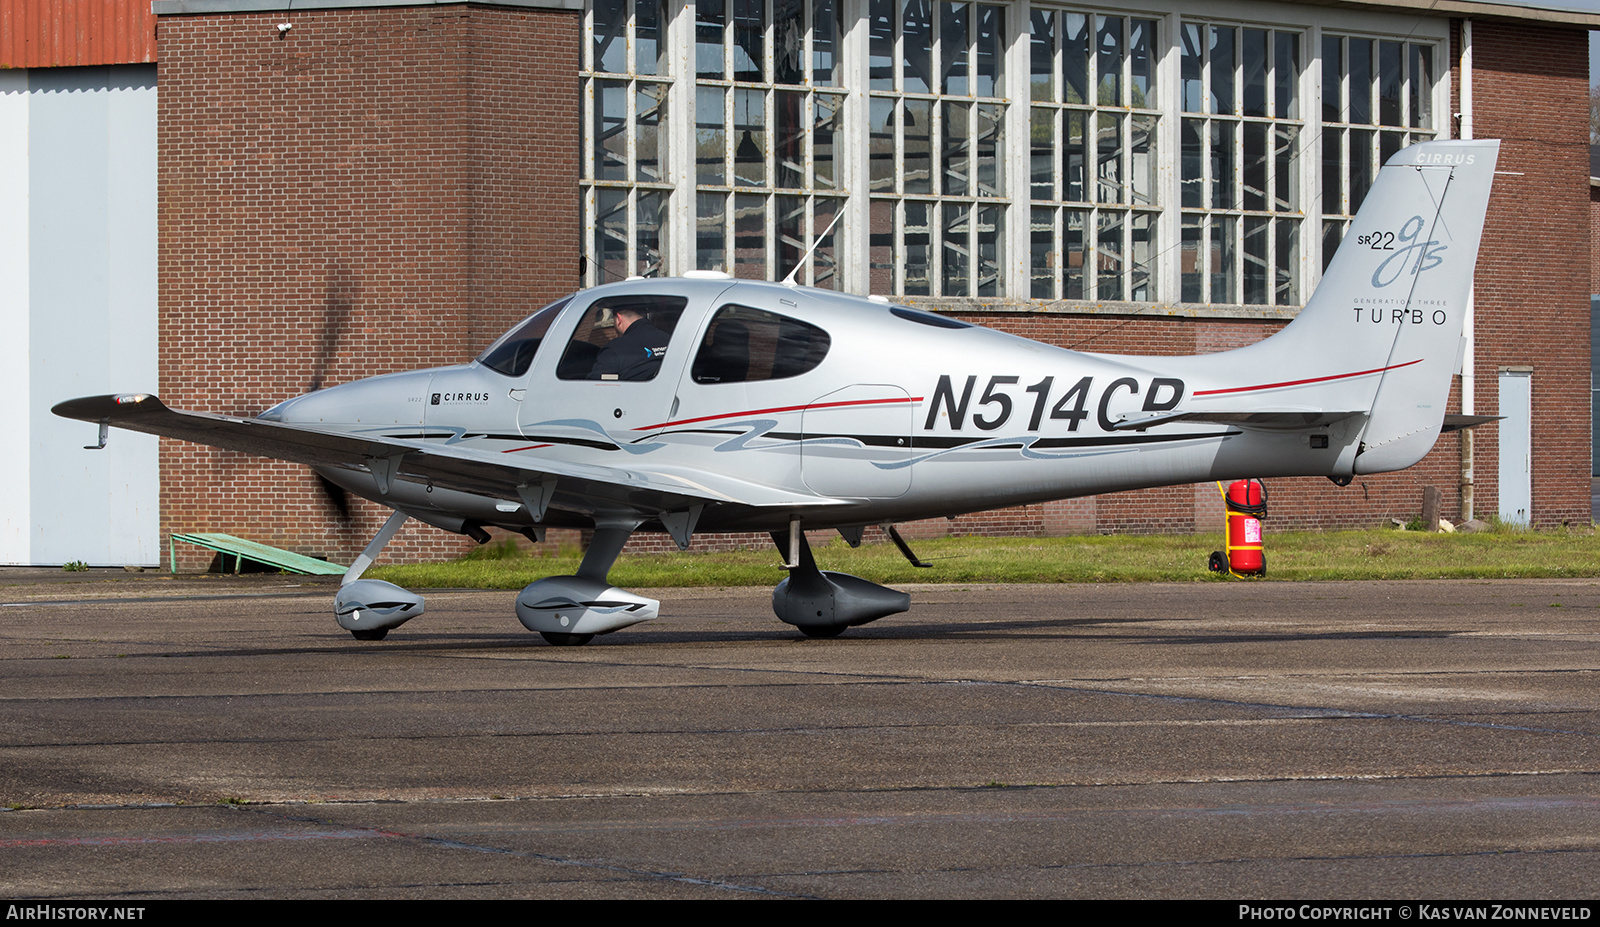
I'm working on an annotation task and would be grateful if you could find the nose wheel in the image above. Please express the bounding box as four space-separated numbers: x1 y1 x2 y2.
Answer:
335 511 424 641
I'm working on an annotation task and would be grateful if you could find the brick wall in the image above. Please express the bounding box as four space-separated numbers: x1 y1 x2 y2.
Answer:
1462 19 1592 528
157 5 580 568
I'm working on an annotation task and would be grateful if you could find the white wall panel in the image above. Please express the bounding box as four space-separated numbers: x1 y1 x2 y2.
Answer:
0 71 31 564
20 65 159 566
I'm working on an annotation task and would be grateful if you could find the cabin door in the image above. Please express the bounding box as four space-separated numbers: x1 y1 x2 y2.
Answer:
800 384 914 498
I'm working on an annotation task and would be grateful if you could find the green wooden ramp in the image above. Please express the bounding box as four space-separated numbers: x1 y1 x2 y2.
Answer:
169 533 346 575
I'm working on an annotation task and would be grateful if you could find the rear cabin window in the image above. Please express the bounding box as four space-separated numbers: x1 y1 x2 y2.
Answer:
690 305 831 384
556 296 687 381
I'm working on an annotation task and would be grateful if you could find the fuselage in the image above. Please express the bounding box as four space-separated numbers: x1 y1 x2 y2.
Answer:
259 276 1359 536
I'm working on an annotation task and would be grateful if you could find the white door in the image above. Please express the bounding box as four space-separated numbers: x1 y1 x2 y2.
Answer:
1497 371 1531 526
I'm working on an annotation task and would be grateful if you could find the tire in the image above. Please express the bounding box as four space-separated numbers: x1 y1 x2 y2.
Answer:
541 631 595 646
351 628 389 641
799 624 847 639
1207 551 1228 574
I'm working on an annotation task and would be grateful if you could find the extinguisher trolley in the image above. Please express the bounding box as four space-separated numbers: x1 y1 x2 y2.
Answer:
1209 479 1267 578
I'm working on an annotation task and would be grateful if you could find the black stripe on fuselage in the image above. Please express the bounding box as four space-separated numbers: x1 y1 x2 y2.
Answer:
385 432 622 452
762 430 1238 449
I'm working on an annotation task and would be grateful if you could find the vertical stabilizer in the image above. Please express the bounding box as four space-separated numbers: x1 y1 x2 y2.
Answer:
1345 141 1498 471
1193 139 1499 473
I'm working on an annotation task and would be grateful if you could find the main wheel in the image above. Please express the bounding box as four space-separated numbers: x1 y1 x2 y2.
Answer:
799 624 847 639
541 631 595 646
351 628 389 641
1207 551 1228 574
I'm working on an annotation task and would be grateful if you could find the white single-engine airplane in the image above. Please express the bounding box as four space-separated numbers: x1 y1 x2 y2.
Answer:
56 139 1500 644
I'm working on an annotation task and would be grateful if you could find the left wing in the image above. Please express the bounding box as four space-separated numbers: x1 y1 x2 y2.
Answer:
52 393 843 515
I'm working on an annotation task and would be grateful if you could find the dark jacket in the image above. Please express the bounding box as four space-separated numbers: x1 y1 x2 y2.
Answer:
589 319 669 380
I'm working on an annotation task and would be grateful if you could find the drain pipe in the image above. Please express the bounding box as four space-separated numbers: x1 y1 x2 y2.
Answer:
1458 18 1476 521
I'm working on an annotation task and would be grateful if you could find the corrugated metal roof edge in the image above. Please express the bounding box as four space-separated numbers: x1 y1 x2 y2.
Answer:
1 0 159 69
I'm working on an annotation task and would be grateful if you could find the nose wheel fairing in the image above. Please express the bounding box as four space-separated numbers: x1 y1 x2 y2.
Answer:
335 578 426 635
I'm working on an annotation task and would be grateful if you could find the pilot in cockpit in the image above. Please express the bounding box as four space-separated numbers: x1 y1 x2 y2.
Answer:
589 306 670 380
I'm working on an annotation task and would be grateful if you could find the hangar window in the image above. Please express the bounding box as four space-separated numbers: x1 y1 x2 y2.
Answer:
867 0 1009 298
1177 23 1303 308
1319 35 1438 268
584 0 673 281
1025 11 1159 302
580 1 1445 310
693 0 848 288
691 304 831 383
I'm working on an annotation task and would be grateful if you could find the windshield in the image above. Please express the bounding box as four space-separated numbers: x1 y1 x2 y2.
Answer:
475 297 572 377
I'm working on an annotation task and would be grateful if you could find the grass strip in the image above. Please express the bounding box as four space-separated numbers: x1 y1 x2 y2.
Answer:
369 527 1598 590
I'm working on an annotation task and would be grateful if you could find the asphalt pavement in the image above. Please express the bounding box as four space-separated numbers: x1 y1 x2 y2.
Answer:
3 569 1599 899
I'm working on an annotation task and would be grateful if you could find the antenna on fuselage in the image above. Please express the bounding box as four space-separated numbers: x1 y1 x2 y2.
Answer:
781 210 845 287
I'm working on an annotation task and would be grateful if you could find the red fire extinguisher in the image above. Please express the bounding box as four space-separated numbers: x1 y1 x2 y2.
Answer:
1209 479 1267 577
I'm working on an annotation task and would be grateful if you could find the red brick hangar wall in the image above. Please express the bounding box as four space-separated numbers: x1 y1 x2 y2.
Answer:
157 5 581 568
1460 20 1592 528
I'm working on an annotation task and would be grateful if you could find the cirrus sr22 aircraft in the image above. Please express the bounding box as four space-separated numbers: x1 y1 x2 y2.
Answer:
56 139 1500 645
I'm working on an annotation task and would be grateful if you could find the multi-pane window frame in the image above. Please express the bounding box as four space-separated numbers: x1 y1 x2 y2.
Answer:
693 0 850 288
1025 9 1160 304
1176 20 1306 309
578 0 1451 313
583 0 674 285
867 0 1010 299
1318 32 1440 271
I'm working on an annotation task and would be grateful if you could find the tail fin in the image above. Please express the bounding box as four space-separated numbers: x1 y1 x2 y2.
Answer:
1189 139 1500 473
1344 140 1498 471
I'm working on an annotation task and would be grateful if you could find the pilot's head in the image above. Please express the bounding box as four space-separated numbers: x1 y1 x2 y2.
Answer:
614 307 644 333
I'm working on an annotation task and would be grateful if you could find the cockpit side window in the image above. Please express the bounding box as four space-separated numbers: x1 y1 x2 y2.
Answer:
690 304 831 384
556 296 688 381
476 297 573 377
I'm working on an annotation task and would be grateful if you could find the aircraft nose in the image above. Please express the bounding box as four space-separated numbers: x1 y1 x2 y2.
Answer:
258 389 342 425
258 370 435 427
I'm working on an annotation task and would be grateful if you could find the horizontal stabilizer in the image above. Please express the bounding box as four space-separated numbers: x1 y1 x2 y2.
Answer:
1110 409 1364 432
1440 414 1503 433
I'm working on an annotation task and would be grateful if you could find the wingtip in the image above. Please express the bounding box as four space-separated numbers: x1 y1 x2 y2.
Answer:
51 393 165 421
